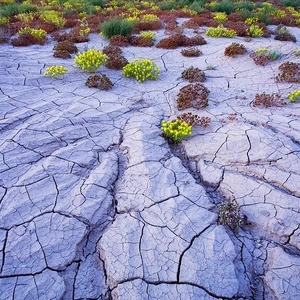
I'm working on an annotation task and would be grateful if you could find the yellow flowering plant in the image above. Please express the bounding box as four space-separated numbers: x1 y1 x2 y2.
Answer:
161 119 192 143
74 49 107 73
213 12 228 24
122 58 160 83
205 26 236 38
247 24 264 37
40 10 66 27
288 90 300 102
44 66 67 78
140 31 156 40
18 27 47 39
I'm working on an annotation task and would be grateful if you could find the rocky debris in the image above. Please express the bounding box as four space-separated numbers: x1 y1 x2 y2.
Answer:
0 26 300 299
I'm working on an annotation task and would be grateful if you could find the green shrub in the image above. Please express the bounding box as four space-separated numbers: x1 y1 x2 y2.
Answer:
74 49 107 72
206 25 236 38
100 18 134 39
122 58 160 83
282 0 300 8
0 3 37 18
247 24 263 37
161 119 192 143
209 0 235 14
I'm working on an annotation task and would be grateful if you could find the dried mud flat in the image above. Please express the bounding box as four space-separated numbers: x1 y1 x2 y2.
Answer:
0 23 300 300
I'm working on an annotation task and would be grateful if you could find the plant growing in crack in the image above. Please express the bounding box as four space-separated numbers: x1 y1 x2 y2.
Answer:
218 197 247 232
161 119 192 143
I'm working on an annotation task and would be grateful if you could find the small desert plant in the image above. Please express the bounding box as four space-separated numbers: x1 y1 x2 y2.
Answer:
209 0 235 14
218 198 246 232
213 12 228 24
161 119 192 143
105 54 128 70
140 30 156 40
292 50 300 57
252 92 285 108
141 14 159 22
18 27 47 39
247 24 264 37
85 74 113 90
276 62 300 83
74 49 107 72
100 18 133 39
16 12 36 23
122 58 160 83
181 47 202 57
224 43 246 57
109 35 130 47
156 34 185 49
249 48 282 66
129 35 154 47
181 67 206 83
54 40 77 53
40 10 66 28
177 112 211 128
274 26 296 42
102 45 122 56
288 90 300 102
206 25 236 38
44 66 67 78
177 83 209 110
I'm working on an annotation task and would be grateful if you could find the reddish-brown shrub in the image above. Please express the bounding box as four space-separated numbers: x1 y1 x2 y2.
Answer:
183 35 206 46
156 34 184 49
85 74 113 90
224 43 246 57
276 62 300 83
181 67 206 82
227 12 244 22
129 36 154 47
177 83 209 110
224 21 248 37
252 93 285 107
102 45 122 56
133 20 163 32
11 33 47 46
177 112 211 128
181 47 202 57
182 19 199 30
249 52 270 66
109 35 129 47
104 54 128 70
53 40 77 53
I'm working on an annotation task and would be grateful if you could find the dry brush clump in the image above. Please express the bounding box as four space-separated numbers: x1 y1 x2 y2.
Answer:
276 61 300 83
109 35 130 47
53 40 77 59
181 67 206 82
105 54 128 70
85 74 113 90
11 32 47 46
177 83 209 110
129 35 154 47
181 47 202 57
177 112 211 128
252 92 285 108
102 45 122 56
156 34 206 49
224 43 246 57
274 26 296 42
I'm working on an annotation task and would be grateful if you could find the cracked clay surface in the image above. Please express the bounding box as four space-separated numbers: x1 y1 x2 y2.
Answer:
0 24 300 299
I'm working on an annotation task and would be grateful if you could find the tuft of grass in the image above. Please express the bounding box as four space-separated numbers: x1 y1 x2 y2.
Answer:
99 18 134 39
0 3 37 18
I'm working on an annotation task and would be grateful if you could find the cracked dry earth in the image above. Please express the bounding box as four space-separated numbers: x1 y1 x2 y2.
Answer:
1 24 300 300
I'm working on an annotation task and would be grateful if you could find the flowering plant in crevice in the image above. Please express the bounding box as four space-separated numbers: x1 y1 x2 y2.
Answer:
161 119 192 143
288 90 300 103
122 58 160 83
44 66 67 79
74 49 107 72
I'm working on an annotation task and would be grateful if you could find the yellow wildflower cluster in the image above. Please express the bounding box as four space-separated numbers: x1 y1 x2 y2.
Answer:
181 6 197 16
16 12 36 24
292 49 300 57
44 65 67 78
74 49 107 73
161 119 192 143
18 27 47 39
140 31 156 40
205 26 236 38
271 9 286 18
40 10 66 27
0 16 9 25
286 7 300 18
244 17 259 26
247 24 264 37
213 12 228 24
254 48 269 55
141 14 159 22
122 58 160 83
79 25 90 36
288 90 300 102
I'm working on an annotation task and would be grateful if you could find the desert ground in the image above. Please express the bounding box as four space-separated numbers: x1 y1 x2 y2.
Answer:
1 15 300 300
